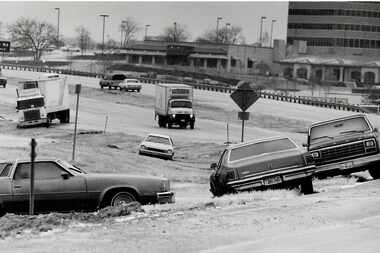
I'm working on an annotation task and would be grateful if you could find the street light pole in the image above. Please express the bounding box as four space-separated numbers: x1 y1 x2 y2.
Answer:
120 20 127 48
54 8 60 48
270 19 276 48
145 24 150 40
99 14 109 56
225 22 230 44
216 17 222 43
259 16 266 47
173 22 177 42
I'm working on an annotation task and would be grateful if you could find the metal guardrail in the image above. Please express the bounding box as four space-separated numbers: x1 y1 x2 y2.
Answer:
0 63 365 113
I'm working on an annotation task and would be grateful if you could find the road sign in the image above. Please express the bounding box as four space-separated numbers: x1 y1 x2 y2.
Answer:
0 41 10 53
230 82 260 112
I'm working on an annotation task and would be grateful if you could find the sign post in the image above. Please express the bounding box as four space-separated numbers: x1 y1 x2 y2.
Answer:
29 138 37 215
72 84 81 161
230 82 260 142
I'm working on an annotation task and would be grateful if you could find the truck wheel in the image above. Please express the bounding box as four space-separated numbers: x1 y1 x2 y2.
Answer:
63 110 70 123
108 86 111 90
100 85 104 90
300 177 314 195
190 121 195 129
369 167 380 180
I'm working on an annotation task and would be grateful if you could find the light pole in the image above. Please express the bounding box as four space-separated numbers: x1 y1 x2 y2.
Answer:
270 19 276 48
54 8 60 48
145 24 150 40
216 17 222 43
120 20 126 48
225 22 230 44
99 14 109 55
259 16 266 47
173 22 177 42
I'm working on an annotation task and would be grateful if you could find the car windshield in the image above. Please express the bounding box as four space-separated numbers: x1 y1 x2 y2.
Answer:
309 117 371 145
146 135 171 145
17 97 45 110
170 100 192 108
57 160 87 174
229 138 297 162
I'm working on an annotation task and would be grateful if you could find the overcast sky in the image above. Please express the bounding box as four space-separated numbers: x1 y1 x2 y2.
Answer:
0 1 288 44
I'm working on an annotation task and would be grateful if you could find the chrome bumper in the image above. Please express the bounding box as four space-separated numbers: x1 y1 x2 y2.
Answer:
17 118 47 127
140 149 173 158
157 191 175 204
316 153 380 173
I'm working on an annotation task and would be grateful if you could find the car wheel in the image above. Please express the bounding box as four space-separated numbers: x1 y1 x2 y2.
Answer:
369 167 380 180
190 121 195 129
300 177 314 195
111 192 136 206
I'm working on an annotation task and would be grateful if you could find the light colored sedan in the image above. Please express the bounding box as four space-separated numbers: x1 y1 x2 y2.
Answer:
139 134 174 160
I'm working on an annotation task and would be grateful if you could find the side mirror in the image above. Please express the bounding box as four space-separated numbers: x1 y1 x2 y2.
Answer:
374 128 378 133
61 173 71 180
210 163 217 170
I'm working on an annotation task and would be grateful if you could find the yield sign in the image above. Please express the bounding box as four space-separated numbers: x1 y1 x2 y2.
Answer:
230 82 260 111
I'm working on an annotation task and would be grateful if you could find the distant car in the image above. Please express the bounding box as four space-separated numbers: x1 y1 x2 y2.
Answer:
119 79 142 92
139 134 174 160
209 137 316 197
99 74 126 90
0 159 174 214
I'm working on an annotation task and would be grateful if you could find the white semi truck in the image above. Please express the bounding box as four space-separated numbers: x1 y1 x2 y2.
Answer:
155 83 195 129
16 77 70 127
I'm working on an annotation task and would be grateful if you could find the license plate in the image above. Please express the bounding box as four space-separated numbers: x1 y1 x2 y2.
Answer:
263 176 282 185
340 161 354 170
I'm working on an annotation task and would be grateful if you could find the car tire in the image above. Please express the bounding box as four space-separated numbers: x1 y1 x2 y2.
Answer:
300 177 314 195
190 121 195 129
369 167 380 180
110 192 136 206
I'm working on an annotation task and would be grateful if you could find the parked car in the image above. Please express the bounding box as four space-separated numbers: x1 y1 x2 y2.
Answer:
99 74 126 90
209 137 316 197
305 114 380 179
139 134 174 160
0 159 174 214
119 79 142 92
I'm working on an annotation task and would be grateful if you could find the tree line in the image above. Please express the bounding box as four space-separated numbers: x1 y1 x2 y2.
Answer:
4 17 247 61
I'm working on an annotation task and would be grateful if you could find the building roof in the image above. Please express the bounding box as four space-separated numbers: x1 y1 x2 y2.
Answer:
279 56 380 68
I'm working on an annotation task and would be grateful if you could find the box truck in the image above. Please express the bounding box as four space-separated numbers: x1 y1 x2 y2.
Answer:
16 77 70 127
155 83 195 129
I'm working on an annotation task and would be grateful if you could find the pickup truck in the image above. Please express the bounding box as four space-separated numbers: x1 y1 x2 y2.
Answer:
0 159 174 214
210 136 315 197
119 79 142 92
99 74 126 90
305 114 380 180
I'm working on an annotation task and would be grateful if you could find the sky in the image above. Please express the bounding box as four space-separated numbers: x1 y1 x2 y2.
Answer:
0 1 289 44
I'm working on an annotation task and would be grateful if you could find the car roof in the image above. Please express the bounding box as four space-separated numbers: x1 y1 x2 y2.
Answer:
146 133 171 139
310 114 367 128
226 136 296 150
0 158 60 164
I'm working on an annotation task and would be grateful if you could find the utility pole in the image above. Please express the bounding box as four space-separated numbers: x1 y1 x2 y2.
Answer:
145 24 150 40
72 84 81 161
225 22 230 43
120 20 127 48
216 17 222 43
270 19 276 48
54 8 60 48
99 14 109 55
29 138 37 215
259 16 266 47
173 22 177 42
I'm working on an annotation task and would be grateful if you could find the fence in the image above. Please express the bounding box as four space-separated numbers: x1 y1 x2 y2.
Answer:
0 63 365 114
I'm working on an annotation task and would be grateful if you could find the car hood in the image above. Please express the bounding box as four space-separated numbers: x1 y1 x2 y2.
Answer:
141 141 172 150
309 132 377 150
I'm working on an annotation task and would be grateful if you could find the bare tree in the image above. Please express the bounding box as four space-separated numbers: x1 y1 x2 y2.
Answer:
120 17 140 47
8 17 56 61
196 25 245 44
160 23 190 42
75 26 92 55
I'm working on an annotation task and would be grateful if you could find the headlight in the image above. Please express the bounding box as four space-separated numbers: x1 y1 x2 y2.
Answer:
167 149 173 153
365 140 375 147
172 114 176 118
190 114 193 118
141 145 146 149
311 151 320 159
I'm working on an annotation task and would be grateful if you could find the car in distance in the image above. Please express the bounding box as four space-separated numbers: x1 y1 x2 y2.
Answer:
209 137 316 197
99 73 126 90
119 79 142 92
0 159 174 214
305 114 380 179
139 134 174 160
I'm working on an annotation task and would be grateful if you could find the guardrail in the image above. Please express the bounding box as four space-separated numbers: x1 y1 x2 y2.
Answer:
0 63 366 114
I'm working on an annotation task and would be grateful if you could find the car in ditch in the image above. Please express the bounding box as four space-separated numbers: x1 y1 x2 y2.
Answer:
305 114 380 180
0 159 174 214
209 136 316 197
139 134 174 160
119 79 142 92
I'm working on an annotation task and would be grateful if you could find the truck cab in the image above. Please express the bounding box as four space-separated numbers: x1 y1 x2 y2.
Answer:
306 114 380 179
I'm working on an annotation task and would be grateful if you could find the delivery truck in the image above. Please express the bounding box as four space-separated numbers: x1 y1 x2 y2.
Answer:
16 77 70 127
155 83 195 129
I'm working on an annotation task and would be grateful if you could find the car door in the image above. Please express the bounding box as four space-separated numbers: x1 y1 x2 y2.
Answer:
0 163 14 212
12 161 87 213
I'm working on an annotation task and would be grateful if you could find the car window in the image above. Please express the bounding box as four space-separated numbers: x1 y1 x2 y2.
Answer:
146 136 171 145
14 162 66 180
127 80 138 83
229 138 297 162
0 163 12 177
217 150 228 169
170 101 192 108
